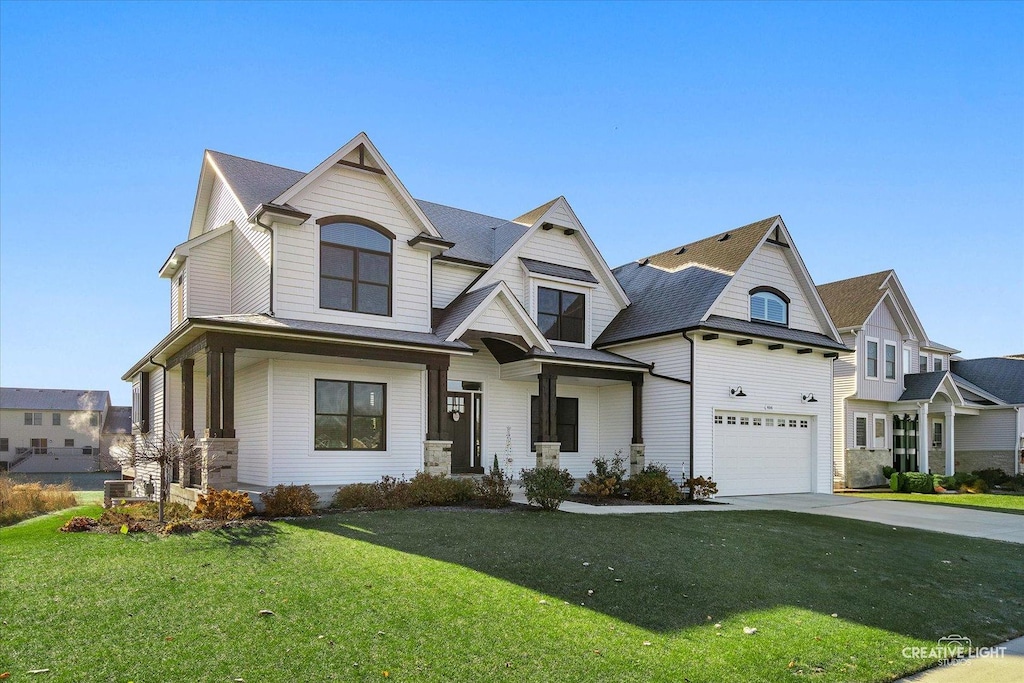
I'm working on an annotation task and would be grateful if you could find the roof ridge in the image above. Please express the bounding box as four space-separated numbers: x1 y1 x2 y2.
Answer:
207 149 305 175
816 269 894 289
638 215 779 262
414 198 511 229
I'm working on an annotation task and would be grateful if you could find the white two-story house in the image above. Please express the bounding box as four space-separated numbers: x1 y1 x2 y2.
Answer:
123 133 845 501
818 270 1024 488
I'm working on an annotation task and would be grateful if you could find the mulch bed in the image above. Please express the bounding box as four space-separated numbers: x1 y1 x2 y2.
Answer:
64 517 268 535
566 494 722 506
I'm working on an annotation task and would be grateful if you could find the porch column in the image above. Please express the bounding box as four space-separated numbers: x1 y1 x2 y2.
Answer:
180 358 195 439
423 360 452 475
630 375 645 476
206 346 222 438
221 348 235 439
945 405 955 475
917 402 929 473
535 370 560 468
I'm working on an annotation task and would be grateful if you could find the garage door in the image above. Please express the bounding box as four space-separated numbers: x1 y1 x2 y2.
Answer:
713 412 813 495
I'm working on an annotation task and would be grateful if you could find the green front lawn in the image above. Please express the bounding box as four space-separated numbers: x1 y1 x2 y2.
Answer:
841 491 1024 515
2 507 1022 682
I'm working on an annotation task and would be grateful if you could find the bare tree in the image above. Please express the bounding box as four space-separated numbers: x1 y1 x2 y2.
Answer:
111 432 204 523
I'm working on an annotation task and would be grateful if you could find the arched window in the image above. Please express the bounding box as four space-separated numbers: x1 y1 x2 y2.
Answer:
749 287 789 325
318 217 393 316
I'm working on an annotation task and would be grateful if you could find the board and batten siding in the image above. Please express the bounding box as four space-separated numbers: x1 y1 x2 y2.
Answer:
268 358 424 485
598 384 633 462
712 242 827 335
855 299 909 403
187 232 232 317
693 338 833 494
432 262 478 309
235 359 270 485
273 166 431 332
604 335 692 481
488 227 622 343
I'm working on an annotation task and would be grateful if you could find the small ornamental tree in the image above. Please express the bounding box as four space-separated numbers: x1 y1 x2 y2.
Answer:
111 432 204 523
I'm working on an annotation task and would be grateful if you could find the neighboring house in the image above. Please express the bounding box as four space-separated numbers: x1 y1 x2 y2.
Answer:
596 217 848 495
0 388 128 473
122 132 845 502
817 271 1023 488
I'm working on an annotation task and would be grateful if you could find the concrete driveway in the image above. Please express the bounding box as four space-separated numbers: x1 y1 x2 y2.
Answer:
718 493 1024 544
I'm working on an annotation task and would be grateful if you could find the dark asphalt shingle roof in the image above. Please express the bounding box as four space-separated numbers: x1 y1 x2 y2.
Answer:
520 258 598 284
899 371 948 401
195 314 470 351
103 406 133 434
815 270 892 329
207 151 305 216
0 388 111 412
951 358 1024 404
431 284 501 341
700 315 849 351
527 346 649 368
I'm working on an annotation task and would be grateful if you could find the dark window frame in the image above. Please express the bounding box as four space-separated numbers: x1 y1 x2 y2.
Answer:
318 217 395 317
65 439 75 448
530 396 579 452
748 286 790 326
0 438 8 452
314 378 387 452
24 412 42 426
536 286 586 343
53 412 61 426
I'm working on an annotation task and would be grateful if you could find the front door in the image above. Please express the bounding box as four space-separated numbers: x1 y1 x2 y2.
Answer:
447 391 482 473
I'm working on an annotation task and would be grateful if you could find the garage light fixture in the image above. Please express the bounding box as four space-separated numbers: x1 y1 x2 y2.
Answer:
730 386 746 398
801 393 818 403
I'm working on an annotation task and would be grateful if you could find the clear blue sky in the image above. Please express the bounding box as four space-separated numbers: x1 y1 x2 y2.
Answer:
1 1 1021 405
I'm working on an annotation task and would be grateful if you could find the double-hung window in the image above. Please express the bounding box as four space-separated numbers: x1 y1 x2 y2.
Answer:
865 338 879 379
530 396 579 452
24 412 42 426
933 356 944 372
884 342 897 381
537 287 585 343
314 379 386 451
903 348 912 378
931 420 943 449
854 413 869 448
919 354 928 373
319 219 393 316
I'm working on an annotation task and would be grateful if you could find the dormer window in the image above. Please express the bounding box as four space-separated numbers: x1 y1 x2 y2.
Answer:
319 217 394 316
749 287 789 325
537 286 585 343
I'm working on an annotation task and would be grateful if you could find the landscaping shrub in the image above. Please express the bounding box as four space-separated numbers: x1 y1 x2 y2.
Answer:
0 475 78 526
163 520 194 534
579 452 627 497
101 502 190 524
960 478 988 494
260 484 321 518
408 472 475 506
332 483 383 510
889 472 907 493
59 516 97 533
972 468 1010 488
882 466 896 480
1005 474 1024 492
627 464 681 504
193 488 255 520
376 475 413 509
904 472 934 494
685 476 718 500
519 466 575 510
475 455 513 508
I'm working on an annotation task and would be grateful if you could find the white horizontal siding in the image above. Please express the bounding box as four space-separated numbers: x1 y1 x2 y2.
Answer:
235 360 270 485
203 177 246 233
693 338 833 494
274 167 431 331
432 262 477 309
232 225 270 314
956 409 1016 451
187 232 232 317
269 358 424 485
712 242 825 334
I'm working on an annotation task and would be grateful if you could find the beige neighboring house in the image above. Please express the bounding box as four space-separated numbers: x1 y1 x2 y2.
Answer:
817 271 1024 489
0 387 130 473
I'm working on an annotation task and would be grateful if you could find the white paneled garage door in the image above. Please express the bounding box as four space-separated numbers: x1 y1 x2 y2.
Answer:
713 412 813 495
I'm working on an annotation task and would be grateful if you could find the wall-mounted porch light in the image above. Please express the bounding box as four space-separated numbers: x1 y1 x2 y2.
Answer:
801 393 818 403
730 386 747 398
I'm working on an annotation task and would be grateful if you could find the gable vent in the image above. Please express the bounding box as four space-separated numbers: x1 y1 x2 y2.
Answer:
718 233 731 242
638 257 650 266
674 246 687 255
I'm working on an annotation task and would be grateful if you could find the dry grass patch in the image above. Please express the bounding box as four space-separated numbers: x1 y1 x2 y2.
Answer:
0 474 78 526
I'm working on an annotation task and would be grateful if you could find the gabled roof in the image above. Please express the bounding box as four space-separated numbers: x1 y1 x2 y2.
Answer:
951 357 1024 404
0 388 110 412
899 371 949 401
432 283 552 351
207 150 304 216
432 284 501 340
816 270 892 330
642 216 780 274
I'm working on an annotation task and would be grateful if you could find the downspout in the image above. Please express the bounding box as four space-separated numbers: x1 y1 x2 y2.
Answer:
149 356 168 521
684 331 695 500
253 213 275 317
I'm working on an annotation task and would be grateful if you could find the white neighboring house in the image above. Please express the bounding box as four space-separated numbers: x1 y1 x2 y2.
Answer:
596 217 848 496
122 132 846 502
817 270 1024 488
0 388 128 473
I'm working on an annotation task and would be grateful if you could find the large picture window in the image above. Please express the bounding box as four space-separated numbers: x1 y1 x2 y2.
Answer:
319 219 393 316
530 396 579 452
314 379 386 451
537 287 585 343
749 287 789 325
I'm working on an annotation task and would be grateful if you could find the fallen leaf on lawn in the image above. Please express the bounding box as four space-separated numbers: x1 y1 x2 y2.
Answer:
593 649 601 655
258 610 275 617
382 672 389 678
941 560 952 564
164 637 174 642
743 627 757 635
504 662 512 668
583 562 590 566
714 623 722 629
614 578 623 583
318 635 325 639
587 590 594 596
0 673 9 679
27 670 50 675
608 567 614 571
538 599 548 604
377 631 386 636
642 641 652 646
831 613 838 618
788 661 795 669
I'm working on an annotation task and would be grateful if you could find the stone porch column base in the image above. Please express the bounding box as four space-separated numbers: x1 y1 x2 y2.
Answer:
535 442 560 469
629 443 646 476
200 437 239 490
423 440 453 475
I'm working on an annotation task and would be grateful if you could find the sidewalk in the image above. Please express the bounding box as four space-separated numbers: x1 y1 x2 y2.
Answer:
899 635 1024 682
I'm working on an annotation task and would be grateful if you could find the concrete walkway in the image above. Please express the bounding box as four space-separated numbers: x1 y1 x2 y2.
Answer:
899 635 1024 682
516 490 1024 544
